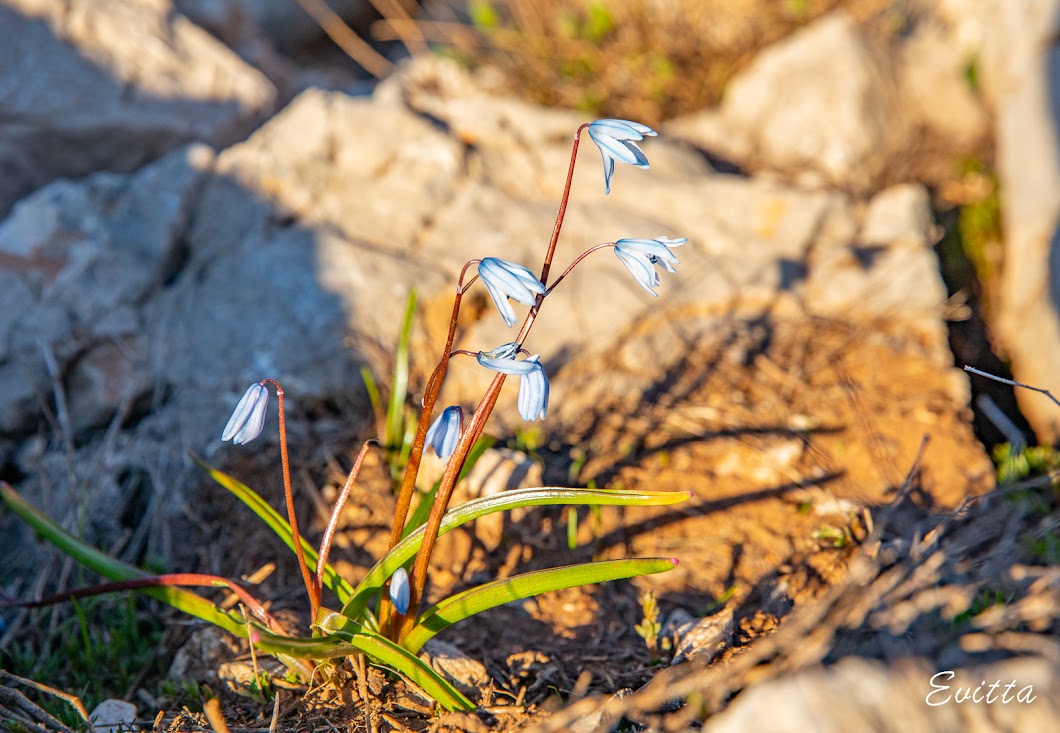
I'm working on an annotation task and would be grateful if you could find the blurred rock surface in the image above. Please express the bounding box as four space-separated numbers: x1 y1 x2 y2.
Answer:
0 52 990 570
979 0 1060 442
0 0 276 216
702 656 1060 733
666 7 988 193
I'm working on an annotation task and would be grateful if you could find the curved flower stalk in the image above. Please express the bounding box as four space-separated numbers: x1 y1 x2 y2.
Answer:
587 119 657 194
478 257 545 327
614 237 687 296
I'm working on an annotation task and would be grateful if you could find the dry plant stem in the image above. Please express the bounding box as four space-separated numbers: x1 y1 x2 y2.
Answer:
293 0 393 78
394 130 587 640
0 670 89 727
264 379 318 619
387 291 465 551
365 0 427 54
397 371 508 640
378 291 464 631
204 697 232 733
316 439 376 604
964 365 1060 410
8 573 284 632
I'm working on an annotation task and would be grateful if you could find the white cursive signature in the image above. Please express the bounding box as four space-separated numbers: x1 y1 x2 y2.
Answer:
926 670 1037 707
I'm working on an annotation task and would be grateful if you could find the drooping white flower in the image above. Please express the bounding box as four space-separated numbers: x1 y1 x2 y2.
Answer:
425 406 463 459
478 258 545 327
587 119 657 194
613 236 686 296
221 383 269 445
389 567 410 615
517 356 549 422
476 342 536 375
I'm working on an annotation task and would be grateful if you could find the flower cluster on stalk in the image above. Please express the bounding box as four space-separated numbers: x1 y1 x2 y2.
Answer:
218 116 685 639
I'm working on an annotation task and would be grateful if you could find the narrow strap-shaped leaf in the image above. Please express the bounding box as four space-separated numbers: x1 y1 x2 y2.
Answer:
386 289 417 452
1 482 469 704
256 620 473 711
342 486 690 619
191 456 355 603
401 435 496 539
1 483 248 634
403 558 677 653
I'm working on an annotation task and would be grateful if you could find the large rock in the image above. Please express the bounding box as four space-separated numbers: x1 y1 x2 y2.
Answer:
0 0 276 216
0 56 990 578
979 0 1060 442
0 144 215 436
704 657 1060 733
666 12 905 193
666 7 988 193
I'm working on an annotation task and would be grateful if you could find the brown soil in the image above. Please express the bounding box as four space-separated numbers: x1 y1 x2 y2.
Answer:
95 313 1026 732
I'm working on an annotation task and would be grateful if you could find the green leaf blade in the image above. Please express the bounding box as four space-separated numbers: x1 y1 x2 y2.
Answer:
342 486 690 619
403 558 677 653
191 456 355 604
259 621 473 711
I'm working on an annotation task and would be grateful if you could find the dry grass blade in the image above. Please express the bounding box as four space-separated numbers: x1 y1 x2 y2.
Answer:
0 682 79 733
0 671 90 730
292 0 393 78
204 697 231 733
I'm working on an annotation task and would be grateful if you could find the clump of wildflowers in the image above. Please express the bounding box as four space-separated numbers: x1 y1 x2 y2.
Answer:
2 115 691 715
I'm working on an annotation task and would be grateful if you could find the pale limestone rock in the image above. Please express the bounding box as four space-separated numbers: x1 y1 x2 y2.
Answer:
703 657 1060 733
979 0 1060 441
0 0 275 215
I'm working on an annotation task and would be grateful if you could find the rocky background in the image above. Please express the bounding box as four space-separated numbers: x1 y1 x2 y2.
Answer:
1 0 1058 730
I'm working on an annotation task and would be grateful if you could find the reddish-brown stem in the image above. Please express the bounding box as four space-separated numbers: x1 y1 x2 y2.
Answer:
386 290 464 551
315 439 375 604
5 572 285 634
397 371 507 640
394 128 587 640
263 378 318 620
539 124 588 286
544 242 616 296
377 289 465 631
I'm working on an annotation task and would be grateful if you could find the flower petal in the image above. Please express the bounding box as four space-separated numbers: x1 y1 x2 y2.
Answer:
587 119 656 193
477 351 538 375
389 567 410 615
482 277 517 328
517 356 549 421
425 406 463 458
615 248 661 296
222 383 269 444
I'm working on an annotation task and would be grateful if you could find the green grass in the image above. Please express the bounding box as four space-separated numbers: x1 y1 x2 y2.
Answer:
1 594 165 729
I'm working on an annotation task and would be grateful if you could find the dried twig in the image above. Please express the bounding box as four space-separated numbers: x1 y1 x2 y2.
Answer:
965 365 1060 410
0 671 91 731
203 697 231 733
292 0 393 78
